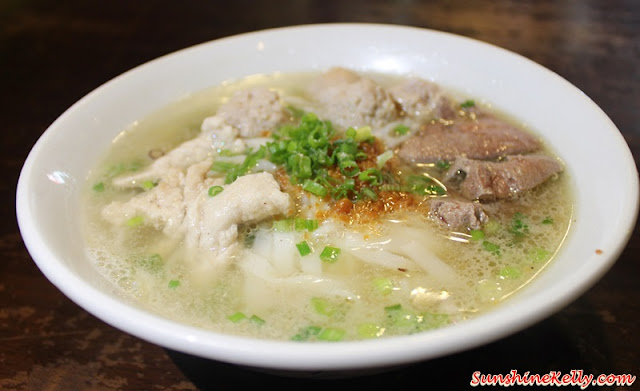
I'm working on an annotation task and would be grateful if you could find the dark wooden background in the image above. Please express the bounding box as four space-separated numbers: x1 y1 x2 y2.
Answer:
2 1 638 389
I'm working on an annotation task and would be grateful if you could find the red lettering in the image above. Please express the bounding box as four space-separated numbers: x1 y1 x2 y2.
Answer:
470 371 481 386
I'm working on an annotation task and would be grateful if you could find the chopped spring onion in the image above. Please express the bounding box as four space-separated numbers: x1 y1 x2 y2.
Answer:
528 247 550 263
317 327 346 342
106 161 142 178
168 279 180 289
302 179 328 197
292 326 346 342
211 146 267 184
349 125 373 142
357 323 383 339
320 246 341 263
509 212 529 238
331 179 355 200
376 150 393 168
92 182 105 192
134 253 163 274
250 315 265 325
227 312 265 325
393 124 410 135
498 266 522 279
210 160 240 173
291 326 322 341
469 229 485 241
372 277 393 295
359 187 378 201
296 241 312 256
141 180 155 190
482 240 502 256
227 312 247 323
338 159 360 177
359 168 383 186
294 218 318 232
407 175 446 196
216 148 238 157
311 297 338 316
286 105 305 119
435 160 451 170
542 217 554 224
272 218 293 232
460 99 476 108
208 185 223 197
384 304 450 331
384 304 417 328
126 216 144 227
420 313 450 330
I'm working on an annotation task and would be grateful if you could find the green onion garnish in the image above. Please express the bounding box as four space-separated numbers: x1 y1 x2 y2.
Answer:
311 297 338 316
528 247 550 263
296 241 312 256
92 182 105 192
372 277 393 295
320 246 341 263
168 279 180 289
498 266 522 279
208 185 223 197
353 126 373 142
393 124 410 135
141 180 155 190
126 216 144 227
294 218 318 232
359 187 378 201
338 159 360 177
357 323 382 339
376 150 393 169
302 179 328 197
227 312 247 323
435 160 451 170
359 168 382 186
469 229 485 241
482 240 502 256
291 326 322 341
250 315 265 325
272 218 293 232
460 99 476 108
134 253 163 274
317 327 346 342
509 212 529 238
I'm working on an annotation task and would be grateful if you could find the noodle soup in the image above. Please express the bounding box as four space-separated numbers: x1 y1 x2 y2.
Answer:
82 69 572 341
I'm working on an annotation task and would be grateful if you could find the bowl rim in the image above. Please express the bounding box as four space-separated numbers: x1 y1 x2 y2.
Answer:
16 23 640 372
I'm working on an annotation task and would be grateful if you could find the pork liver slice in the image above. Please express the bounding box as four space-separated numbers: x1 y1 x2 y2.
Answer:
397 115 541 163
444 155 564 201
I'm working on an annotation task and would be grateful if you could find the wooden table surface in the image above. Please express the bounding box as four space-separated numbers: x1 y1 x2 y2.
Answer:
2 1 639 389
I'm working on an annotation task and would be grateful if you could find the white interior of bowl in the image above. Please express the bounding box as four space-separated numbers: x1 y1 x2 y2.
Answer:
16 23 639 372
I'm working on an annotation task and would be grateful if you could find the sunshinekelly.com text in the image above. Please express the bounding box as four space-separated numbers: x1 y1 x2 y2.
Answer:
470 370 635 389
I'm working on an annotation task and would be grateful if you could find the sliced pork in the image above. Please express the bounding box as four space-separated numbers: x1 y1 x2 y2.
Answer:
443 155 564 201
397 116 541 164
183 172 292 265
112 116 242 188
103 168 291 267
102 159 219 237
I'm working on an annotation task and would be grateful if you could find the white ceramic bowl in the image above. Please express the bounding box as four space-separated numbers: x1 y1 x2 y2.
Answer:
16 24 639 375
